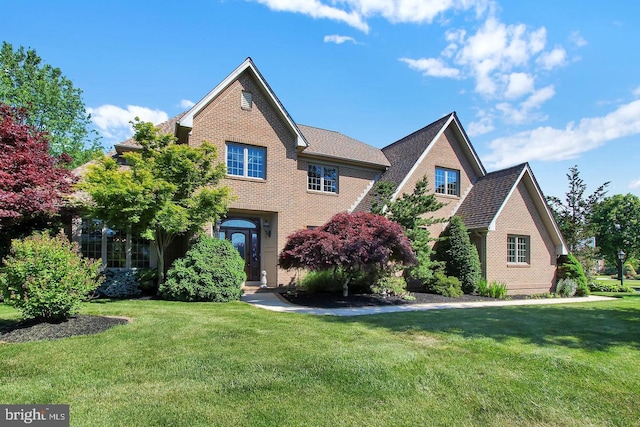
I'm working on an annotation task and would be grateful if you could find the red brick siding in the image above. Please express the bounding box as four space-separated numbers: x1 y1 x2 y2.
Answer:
486 181 557 294
188 70 379 285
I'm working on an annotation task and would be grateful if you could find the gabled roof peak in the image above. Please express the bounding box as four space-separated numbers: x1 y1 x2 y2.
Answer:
178 58 308 148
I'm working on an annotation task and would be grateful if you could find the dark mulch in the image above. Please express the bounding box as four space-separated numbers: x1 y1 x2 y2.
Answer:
0 315 130 344
280 291 519 309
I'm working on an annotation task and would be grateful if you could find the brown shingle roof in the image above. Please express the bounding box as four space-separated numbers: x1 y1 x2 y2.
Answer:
456 163 526 230
298 125 390 168
114 112 187 153
352 113 453 212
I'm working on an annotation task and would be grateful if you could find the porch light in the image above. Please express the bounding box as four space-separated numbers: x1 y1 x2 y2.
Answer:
618 249 625 287
263 219 271 238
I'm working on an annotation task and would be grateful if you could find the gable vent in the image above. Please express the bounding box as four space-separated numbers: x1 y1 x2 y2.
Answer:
241 91 252 110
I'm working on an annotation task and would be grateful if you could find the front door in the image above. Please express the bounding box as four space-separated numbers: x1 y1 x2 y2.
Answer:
219 219 260 281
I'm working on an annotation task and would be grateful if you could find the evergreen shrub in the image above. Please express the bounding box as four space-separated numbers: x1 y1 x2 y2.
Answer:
159 236 245 302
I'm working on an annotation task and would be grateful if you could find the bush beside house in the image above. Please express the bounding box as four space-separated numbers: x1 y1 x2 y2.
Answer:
159 236 245 302
0 232 101 320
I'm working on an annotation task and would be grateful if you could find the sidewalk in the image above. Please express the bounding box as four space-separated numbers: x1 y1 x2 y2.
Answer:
240 292 615 317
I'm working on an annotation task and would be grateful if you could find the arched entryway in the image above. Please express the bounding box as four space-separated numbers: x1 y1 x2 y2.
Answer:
218 218 260 281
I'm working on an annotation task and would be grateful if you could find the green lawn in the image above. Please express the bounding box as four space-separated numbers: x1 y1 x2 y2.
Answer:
1 297 639 426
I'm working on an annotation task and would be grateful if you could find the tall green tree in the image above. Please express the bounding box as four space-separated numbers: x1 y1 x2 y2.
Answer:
0 42 101 167
591 193 640 267
371 176 445 284
546 165 609 251
432 216 481 294
79 120 232 282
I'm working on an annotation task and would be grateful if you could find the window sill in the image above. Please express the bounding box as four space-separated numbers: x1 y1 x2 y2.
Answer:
226 175 266 183
307 190 339 197
507 263 530 268
435 193 460 199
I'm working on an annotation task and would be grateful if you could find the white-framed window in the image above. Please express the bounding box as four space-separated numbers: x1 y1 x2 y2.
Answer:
80 219 151 269
226 143 266 179
308 164 337 193
435 167 460 196
507 235 529 264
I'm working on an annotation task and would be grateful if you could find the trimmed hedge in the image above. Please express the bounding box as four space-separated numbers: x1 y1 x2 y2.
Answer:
159 236 246 302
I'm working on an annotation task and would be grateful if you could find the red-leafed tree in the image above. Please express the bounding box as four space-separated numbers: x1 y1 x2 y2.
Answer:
279 212 416 296
0 104 75 256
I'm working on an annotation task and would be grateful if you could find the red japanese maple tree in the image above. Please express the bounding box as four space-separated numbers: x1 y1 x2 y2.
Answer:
279 212 416 296
0 104 75 229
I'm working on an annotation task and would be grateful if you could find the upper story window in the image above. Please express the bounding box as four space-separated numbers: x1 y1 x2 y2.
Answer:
308 164 337 193
227 143 266 179
507 235 529 264
435 167 459 196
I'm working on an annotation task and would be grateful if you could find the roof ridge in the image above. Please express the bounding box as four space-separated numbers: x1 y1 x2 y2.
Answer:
382 112 453 151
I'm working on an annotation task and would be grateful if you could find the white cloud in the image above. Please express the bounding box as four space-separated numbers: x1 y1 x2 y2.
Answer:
633 86 640 97
536 47 566 70
87 104 169 141
253 0 489 33
504 72 534 99
485 99 640 168
178 99 195 109
324 34 357 44
569 31 587 47
254 0 370 33
398 57 461 78
630 178 640 189
467 114 495 136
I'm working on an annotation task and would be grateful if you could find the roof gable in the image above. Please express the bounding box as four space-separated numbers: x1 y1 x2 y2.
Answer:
457 163 567 254
178 58 308 148
384 112 485 202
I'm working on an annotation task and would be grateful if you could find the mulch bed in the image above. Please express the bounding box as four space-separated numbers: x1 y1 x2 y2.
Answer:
0 315 129 344
279 291 518 309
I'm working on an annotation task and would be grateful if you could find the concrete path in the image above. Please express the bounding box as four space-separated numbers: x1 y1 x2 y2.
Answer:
240 292 615 317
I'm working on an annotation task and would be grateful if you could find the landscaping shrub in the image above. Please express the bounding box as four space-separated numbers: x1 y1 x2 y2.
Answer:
425 272 463 297
299 270 343 294
485 281 508 299
97 270 142 298
0 231 101 320
135 269 158 295
623 262 637 278
589 281 635 293
371 275 409 298
557 254 588 296
159 236 245 302
432 216 481 294
556 278 577 297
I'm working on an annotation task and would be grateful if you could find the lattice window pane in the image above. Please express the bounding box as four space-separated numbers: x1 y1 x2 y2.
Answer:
435 169 446 194
247 147 265 178
323 167 337 193
80 219 103 260
226 145 244 176
308 165 322 191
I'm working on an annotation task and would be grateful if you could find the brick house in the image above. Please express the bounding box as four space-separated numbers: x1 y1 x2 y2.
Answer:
75 58 567 295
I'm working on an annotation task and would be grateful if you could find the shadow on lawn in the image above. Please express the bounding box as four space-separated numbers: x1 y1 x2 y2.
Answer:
325 298 640 352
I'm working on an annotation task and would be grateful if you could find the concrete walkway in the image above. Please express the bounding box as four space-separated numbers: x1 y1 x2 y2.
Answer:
240 292 615 317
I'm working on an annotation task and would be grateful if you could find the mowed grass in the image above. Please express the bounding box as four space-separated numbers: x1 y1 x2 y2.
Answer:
1 297 639 426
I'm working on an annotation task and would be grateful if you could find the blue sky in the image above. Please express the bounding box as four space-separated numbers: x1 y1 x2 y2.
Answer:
2 0 639 200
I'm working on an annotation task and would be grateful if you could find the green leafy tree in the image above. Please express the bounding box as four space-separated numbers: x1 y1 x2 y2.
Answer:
371 176 445 284
432 216 481 294
591 193 640 268
0 42 101 167
79 120 232 282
